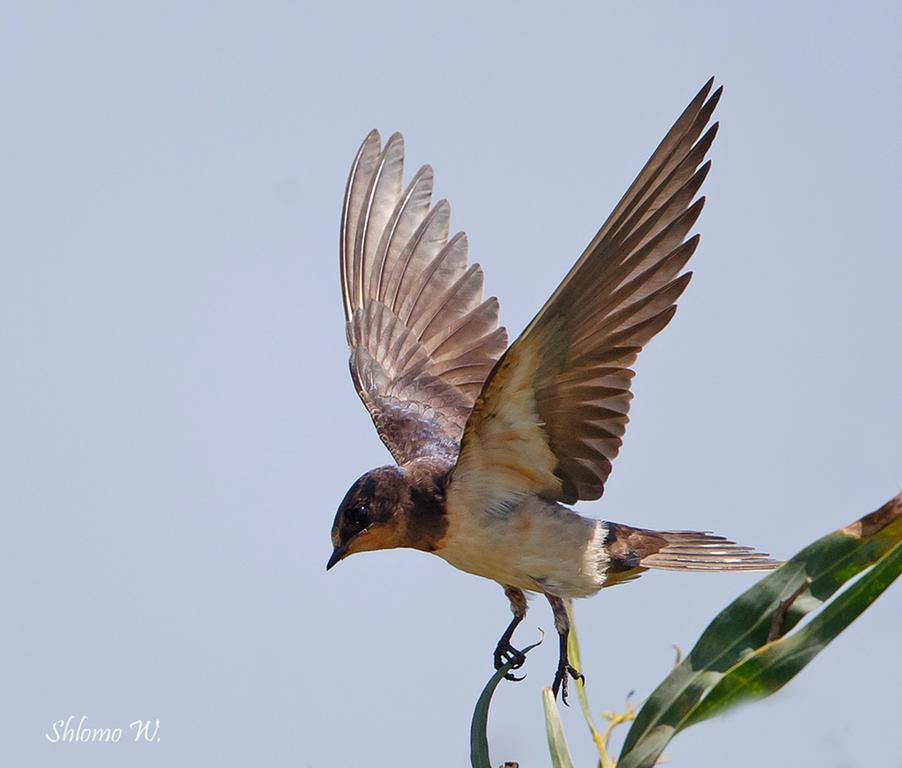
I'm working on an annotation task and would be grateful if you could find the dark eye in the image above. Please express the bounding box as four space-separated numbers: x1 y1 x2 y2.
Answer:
345 505 370 528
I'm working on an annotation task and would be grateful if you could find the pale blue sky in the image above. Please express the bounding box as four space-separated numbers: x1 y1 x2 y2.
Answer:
2 2 900 767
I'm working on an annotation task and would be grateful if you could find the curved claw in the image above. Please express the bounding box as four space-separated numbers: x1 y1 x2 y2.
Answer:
493 642 527 671
495 645 527 680
493 627 544 682
552 664 584 705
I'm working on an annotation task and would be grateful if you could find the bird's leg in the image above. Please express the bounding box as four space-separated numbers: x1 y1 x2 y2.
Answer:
546 594 584 704
494 586 528 681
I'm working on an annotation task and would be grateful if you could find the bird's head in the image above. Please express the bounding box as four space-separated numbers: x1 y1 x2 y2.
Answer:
327 465 413 570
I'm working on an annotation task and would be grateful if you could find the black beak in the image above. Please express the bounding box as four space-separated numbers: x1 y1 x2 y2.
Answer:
326 544 347 571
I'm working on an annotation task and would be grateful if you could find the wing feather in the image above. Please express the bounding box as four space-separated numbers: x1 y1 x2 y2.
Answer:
340 132 507 464
450 80 721 509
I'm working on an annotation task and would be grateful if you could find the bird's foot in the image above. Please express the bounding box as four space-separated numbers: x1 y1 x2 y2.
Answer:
493 639 528 681
551 655 584 705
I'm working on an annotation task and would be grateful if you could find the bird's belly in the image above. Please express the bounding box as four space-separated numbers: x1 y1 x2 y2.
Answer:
436 496 610 598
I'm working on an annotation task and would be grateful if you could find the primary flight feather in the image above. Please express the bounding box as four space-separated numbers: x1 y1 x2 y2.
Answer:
327 79 778 701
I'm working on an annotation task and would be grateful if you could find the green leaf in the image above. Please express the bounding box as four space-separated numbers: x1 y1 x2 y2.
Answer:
682 539 902 727
618 493 902 768
543 687 577 768
470 638 543 768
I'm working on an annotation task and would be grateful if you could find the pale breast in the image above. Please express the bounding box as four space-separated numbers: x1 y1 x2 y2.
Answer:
436 495 610 598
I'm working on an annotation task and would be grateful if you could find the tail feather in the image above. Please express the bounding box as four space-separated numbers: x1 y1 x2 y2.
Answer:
606 523 781 574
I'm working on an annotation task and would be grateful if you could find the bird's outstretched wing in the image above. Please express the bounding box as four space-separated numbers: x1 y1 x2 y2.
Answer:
340 131 508 464
449 79 721 513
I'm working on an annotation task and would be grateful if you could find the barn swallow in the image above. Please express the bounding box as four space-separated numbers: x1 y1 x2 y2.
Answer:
326 79 778 701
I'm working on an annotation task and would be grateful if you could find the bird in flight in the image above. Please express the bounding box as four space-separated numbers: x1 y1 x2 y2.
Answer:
326 79 778 701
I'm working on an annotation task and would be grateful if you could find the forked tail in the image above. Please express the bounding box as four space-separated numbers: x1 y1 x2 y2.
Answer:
606 522 781 574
